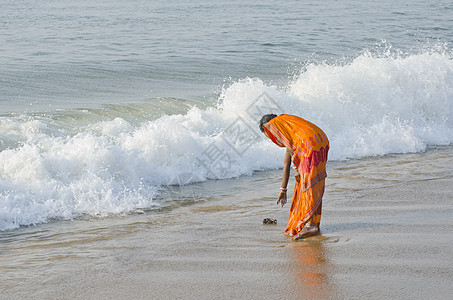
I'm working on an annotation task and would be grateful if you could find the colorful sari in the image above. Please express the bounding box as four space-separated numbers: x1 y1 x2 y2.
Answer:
262 114 329 236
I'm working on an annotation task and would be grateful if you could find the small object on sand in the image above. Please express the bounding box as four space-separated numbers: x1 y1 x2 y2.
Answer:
263 218 277 225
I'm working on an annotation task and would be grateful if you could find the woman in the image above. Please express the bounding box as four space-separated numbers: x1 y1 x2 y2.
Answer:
260 114 329 240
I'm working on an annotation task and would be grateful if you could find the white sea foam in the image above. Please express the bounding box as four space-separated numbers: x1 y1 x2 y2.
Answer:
1 48 452 230
289 49 453 159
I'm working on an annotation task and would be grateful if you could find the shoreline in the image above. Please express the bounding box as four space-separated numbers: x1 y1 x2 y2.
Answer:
1 148 453 299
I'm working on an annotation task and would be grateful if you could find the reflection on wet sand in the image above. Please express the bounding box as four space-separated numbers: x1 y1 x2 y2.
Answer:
288 236 339 299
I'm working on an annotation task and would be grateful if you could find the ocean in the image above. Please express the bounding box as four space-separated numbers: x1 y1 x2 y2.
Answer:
1 0 452 231
1 1 453 297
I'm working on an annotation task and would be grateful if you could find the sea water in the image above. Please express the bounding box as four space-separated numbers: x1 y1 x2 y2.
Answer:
1 0 452 231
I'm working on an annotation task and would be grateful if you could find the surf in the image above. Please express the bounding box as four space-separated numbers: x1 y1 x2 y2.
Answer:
1 45 452 230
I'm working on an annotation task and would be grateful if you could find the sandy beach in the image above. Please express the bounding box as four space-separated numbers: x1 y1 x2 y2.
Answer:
1 147 452 299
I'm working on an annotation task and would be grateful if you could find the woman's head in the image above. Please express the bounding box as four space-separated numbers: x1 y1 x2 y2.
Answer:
259 114 277 132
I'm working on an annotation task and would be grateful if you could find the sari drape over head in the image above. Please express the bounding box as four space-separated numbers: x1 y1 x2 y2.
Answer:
263 114 329 236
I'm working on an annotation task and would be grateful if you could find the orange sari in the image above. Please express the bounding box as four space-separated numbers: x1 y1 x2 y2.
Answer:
263 114 329 236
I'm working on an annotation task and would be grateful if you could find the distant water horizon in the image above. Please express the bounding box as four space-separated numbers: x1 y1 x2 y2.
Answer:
2 0 452 112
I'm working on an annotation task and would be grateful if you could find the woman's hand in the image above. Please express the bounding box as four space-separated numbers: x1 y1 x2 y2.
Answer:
277 190 287 207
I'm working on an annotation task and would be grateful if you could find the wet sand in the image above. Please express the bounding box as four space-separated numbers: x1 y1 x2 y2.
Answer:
1 148 453 299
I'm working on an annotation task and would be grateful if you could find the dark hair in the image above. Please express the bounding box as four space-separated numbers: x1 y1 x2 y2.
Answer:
259 114 278 132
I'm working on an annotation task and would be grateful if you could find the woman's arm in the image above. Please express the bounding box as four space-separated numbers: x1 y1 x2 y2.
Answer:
277 148 292 207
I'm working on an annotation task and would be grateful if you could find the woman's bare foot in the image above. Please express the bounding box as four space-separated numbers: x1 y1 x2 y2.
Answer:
293 224 320 240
